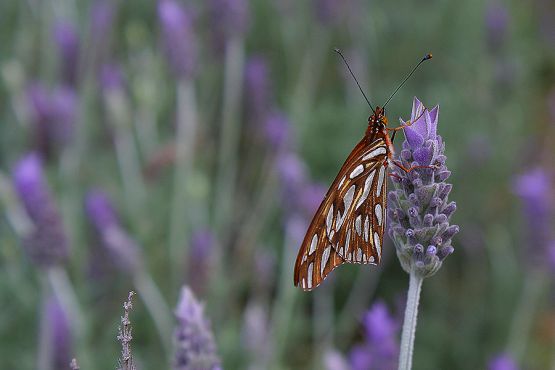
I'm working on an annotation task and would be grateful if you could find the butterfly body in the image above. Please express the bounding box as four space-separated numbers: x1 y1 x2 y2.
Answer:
294 106 393 291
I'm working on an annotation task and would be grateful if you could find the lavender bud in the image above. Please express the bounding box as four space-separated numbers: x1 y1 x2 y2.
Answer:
245 56 272 123
44 296 72 369
173 286 221 370
12 153 69 267
53 21 80 86
488 353 519 370
349 301 399 370
209 0 249 52
158 0 197 79
263 111 290 150
84 190 141 273
388 98 459 277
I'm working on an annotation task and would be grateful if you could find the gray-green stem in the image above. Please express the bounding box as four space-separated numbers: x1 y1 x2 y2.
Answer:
398 271 423 370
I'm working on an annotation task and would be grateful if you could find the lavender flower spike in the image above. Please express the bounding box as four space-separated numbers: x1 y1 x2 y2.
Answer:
392 98 458 370
12 153 69 267
388 97 459 278
488 353 519 370
158 0 197 79
173 286 221 370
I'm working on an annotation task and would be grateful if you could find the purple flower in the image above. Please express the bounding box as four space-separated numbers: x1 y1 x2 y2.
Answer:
53 21 80 86
43 296 72 369
188 229 215 294
513 168 554 258
208 0 249 51
388 97 459 277
88 0 117 66
173 286 221 370
485 1 509 51
27 84 76 158
100 63 125 92
264 112 290 150
12 153 69 267
314 0 345 26
488 353 519 370
349 301 399 370
84 189 141 273
158 0 197 79
245 56 272 124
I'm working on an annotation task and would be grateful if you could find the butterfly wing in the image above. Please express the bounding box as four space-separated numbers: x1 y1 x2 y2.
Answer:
294 135 388 291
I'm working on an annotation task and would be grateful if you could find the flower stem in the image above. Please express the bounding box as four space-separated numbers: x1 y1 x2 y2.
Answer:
398 271 423 370
506 268 548 362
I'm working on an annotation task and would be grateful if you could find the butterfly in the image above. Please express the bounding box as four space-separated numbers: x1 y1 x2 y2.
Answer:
293 51 432 291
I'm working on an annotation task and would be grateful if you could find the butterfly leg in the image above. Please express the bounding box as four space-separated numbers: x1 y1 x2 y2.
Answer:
392 160 438 173
391 130 397 143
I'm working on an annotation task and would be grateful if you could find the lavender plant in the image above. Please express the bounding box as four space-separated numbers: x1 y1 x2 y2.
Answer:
173 286 221 370
12 153 69 267
349 301 400 370
388 98 459 370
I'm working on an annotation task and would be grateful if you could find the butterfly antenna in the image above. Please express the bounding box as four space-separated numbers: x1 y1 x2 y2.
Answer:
334 48 375 113
383 53 433 109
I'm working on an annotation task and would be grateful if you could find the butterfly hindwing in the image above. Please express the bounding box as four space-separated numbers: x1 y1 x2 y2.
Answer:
293 135 388 290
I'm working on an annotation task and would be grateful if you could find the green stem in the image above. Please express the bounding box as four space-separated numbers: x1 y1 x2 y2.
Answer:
133 271 173 358
213 36 245 237
168 78 198 285
398 271 423 370
506 268 548 362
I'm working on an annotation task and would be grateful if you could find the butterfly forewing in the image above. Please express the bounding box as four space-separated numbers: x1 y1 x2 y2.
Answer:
294 134 388 291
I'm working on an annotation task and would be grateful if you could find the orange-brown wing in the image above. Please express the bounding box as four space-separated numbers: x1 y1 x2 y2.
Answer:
294 136 388 291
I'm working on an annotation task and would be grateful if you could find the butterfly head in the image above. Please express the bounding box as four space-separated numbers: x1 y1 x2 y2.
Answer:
368 106 388 130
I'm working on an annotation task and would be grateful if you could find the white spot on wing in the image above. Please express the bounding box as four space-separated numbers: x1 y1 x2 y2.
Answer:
362 146 387 161
326 205 334 234
376 166 385 197
309 234 317 255
307 263 313 289
374 232 381 259
375 204 383 226
356 171 375 209
338 175 346 189
350 164 364 179
355 215 362 236
364 216 369 242
337 185 356 231
321 246 331 275
345 229 351 254
357 247 363 261
369 256 375 263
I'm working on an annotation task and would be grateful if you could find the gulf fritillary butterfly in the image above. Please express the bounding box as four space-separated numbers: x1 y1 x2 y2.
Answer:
293 50 432 291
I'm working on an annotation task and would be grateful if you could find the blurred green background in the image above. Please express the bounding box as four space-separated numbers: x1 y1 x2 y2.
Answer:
1 0 554 369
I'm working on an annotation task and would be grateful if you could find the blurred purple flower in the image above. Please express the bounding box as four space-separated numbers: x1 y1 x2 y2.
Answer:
488 353 519 370
100 63 125 92
264 112 290 150
245 56 272 124
513 167 554 260
89 0 117 66
188 229 215 294
12 153 69 267
349 301 399 370
314 0 345 26
53 21 80 86
241 302 270 363
173 286 221 370
158 0 197 79
27 84 76 158
85 189 141 273
389 97 458 277
485 1 509 51
324 350 350 370
208 0 249 51
44 296 72 369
